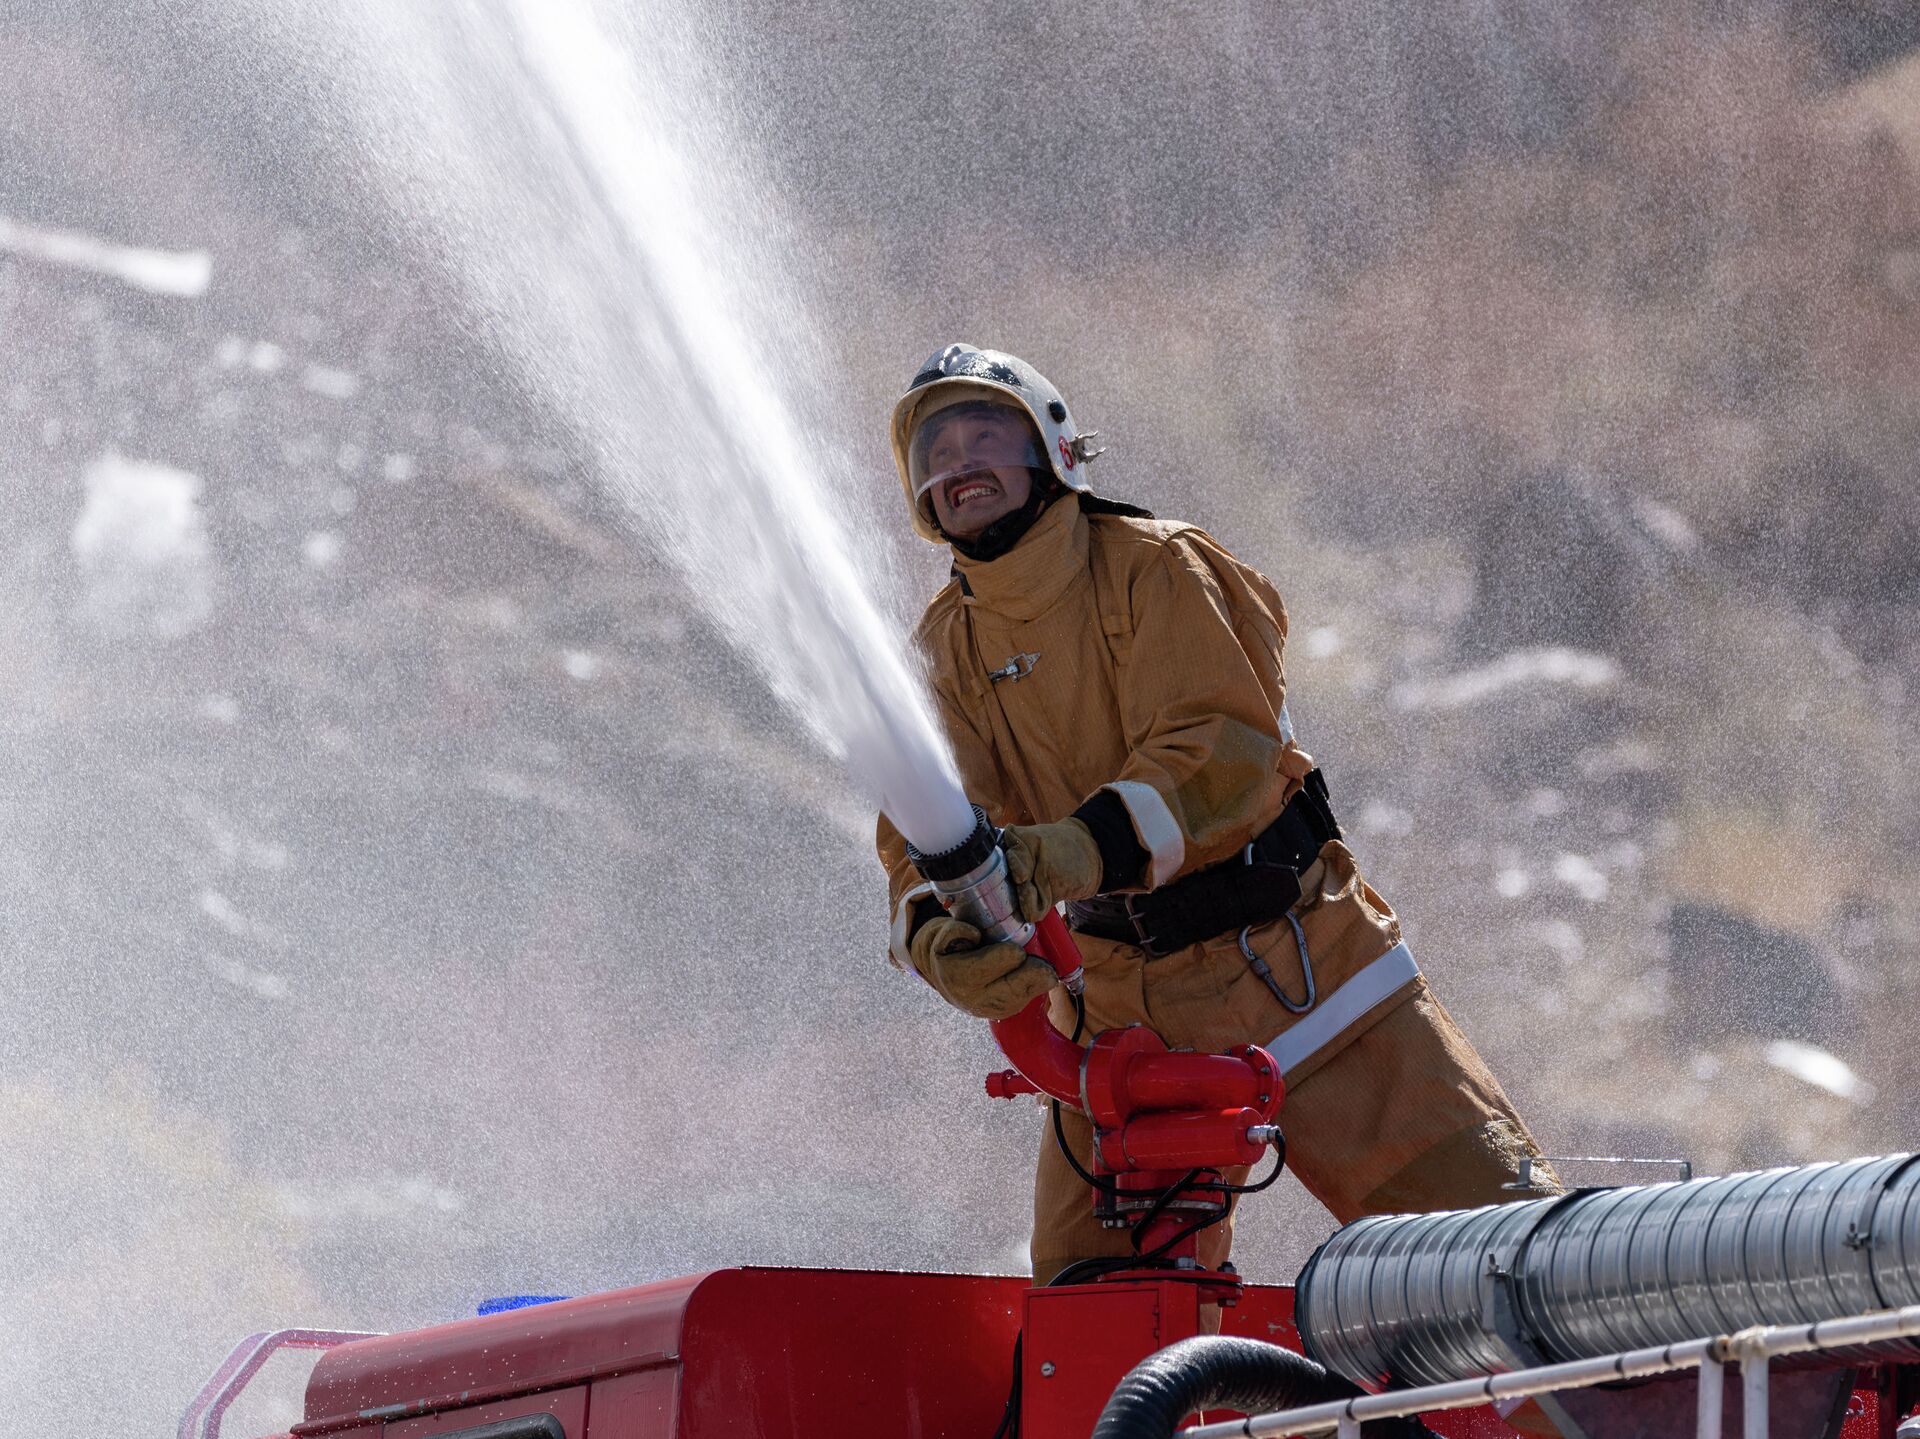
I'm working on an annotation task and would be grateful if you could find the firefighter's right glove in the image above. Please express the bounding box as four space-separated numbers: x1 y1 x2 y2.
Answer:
1001 818 1104 923
910 916 1055 1021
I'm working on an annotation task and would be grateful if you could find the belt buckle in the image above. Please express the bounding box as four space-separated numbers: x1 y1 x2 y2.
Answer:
1121 895 1168 959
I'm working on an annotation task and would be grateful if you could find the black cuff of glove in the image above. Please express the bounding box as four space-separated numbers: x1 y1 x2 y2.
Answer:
904 891 946 948
1071 789 1150 894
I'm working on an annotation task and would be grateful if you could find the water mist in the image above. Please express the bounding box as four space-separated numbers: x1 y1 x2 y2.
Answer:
236 0 976 854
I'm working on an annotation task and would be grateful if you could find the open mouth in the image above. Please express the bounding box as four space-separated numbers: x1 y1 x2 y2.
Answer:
943 471 1002 509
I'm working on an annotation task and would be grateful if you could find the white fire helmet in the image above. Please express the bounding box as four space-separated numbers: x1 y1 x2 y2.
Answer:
891 343 1105 543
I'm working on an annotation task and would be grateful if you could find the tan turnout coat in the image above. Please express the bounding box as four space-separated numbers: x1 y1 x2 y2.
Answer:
876 496 1551 1279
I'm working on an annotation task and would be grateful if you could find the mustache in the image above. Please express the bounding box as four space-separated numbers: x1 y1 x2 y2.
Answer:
942 467 1002 502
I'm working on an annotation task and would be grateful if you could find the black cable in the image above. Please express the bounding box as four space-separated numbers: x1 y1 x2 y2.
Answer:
1192 1135 1288 1195
1044 1211 1231 1286
990 1331 1022 1439
1048 990 1121 1189
1049 1099 1124 1194
1047 1254 1157 1288
1117 1147 1282 1269
1049 984 1122 1192
1128 1167 1203 1253
1127 1143 1287 1256
1136 1195 1237 1263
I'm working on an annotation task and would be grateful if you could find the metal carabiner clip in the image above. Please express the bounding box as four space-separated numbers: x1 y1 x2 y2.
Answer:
1238 909 1316 1015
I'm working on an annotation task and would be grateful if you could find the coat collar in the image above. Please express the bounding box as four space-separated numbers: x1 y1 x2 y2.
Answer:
949 497 1088 621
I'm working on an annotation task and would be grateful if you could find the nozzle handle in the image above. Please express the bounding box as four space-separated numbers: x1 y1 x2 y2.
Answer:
1027 909 1085 995
907 807 1036 949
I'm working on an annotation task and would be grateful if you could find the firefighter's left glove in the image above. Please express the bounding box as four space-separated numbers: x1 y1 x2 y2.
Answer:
910 916 1056 1021
1001 819 1104 922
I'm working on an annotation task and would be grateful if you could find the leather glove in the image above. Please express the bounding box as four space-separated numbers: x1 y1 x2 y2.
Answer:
1001 818 1104 922
909 915 1055 1020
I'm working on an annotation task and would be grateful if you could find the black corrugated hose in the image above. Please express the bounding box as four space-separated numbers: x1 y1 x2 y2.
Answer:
1092 1336 1440 1439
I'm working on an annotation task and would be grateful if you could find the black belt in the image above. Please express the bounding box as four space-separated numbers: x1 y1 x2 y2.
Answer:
1065 769 1341 959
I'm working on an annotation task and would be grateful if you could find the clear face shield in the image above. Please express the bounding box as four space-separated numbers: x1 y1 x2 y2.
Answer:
908 398 1047 524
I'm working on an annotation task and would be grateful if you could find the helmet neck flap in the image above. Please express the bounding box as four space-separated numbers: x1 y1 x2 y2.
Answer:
941 468 1062 561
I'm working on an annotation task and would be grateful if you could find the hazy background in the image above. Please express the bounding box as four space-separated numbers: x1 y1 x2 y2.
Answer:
4 1 1920 1433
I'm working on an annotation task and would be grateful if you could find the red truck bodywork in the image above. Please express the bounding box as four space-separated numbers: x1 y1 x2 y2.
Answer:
282 1267 1517 1439
169 1264 1913 1439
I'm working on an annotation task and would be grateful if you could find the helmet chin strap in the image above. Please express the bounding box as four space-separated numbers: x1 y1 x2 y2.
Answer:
943 469 1061 561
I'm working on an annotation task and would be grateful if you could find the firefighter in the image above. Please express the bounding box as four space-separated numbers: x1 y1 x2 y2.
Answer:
876 344 1560 1284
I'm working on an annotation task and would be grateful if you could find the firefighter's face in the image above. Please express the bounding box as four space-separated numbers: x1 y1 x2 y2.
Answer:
919 406 1039 540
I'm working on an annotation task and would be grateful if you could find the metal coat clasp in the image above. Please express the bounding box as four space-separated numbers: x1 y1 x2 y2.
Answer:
987 651 1041 684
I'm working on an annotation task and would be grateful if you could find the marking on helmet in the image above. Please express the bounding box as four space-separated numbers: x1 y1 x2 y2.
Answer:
945 352 1022 386
1059 436 1076 471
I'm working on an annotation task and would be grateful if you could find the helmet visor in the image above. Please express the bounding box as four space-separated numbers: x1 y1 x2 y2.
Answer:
908 398 1046 511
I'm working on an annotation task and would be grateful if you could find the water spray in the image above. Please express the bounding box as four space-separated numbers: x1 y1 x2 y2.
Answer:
242 0 981 858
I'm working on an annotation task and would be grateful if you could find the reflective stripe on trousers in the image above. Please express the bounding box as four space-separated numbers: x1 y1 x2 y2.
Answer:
1265 941 1420 1075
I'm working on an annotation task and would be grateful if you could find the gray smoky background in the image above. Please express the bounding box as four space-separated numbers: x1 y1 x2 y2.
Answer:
6 1 1920 1433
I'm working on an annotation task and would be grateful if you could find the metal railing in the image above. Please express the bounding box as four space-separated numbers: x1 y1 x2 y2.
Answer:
177 1328 379 1439
1181 1303 1920 1439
